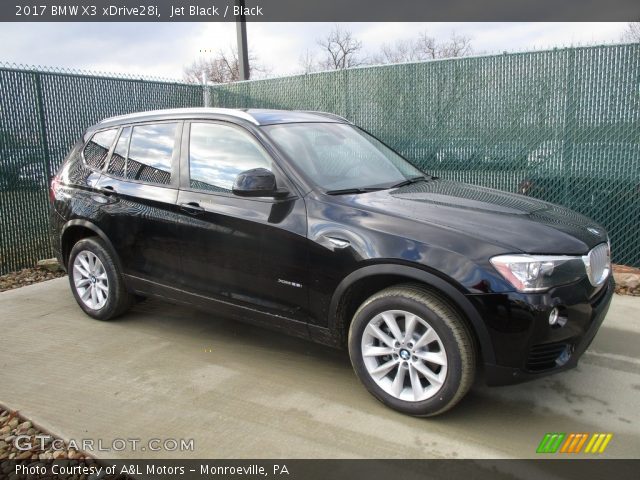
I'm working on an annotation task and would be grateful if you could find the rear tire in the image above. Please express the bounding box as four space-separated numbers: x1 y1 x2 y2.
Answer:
68 237 133 321
348 284 475 416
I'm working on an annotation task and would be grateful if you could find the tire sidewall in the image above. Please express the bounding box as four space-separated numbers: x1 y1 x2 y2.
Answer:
349 294 465 416
68 238 122 321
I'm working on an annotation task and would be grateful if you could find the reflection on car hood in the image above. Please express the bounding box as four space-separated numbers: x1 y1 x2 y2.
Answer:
351 180 608 254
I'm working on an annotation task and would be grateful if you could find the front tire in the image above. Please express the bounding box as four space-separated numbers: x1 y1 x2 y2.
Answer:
348 284 475 416
68 237 133 321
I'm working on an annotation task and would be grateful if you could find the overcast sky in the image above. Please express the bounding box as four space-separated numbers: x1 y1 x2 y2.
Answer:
0 22 630 80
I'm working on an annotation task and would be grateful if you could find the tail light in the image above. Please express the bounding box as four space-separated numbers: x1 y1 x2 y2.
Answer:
49 175 61 204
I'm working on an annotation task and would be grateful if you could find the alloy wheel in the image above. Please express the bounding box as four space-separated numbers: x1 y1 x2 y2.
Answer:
72 250 109 310
361 309 448 402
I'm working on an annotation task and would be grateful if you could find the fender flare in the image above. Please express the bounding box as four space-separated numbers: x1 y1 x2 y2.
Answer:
60 219 123 271
328 263 495 364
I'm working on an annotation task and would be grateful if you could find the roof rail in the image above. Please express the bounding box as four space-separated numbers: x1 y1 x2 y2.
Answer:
297 111 351 123
100 108 260 125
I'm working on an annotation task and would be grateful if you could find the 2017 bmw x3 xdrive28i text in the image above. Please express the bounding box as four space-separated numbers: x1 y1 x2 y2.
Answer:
50 108 613 416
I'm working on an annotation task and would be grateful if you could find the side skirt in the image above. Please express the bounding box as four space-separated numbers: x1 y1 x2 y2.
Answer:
125 274 338 347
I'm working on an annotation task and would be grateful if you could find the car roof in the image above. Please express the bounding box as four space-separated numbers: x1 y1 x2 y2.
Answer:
97 108 350 128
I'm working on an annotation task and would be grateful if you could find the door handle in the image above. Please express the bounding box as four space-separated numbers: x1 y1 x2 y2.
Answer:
326 236 351 249
100 185 116 196
180 202 205 215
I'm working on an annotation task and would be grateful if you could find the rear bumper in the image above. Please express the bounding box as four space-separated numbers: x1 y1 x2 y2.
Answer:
470 276 613 386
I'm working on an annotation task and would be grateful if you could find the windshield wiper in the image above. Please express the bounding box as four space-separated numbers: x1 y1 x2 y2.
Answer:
389 175 430 189
325 187 386 195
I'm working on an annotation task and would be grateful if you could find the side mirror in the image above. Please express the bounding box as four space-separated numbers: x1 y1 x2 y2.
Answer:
232 168 288 198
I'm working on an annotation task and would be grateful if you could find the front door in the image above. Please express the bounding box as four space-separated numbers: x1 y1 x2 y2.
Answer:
176 121 309 320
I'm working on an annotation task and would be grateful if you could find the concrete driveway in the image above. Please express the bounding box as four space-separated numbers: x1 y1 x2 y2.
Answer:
1 278 638 459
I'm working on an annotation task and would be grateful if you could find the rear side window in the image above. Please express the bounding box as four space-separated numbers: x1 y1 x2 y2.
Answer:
83 129 117 170
189 123 272 193
126 123 177 185
106 126 131 178
103 123 177 185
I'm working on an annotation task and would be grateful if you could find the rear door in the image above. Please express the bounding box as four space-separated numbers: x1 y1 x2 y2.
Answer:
175 121 310 320
94 121 183 284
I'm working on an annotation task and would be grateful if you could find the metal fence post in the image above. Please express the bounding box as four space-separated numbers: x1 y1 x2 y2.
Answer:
202 72 210 107
560 48 577 207
33 70 52 183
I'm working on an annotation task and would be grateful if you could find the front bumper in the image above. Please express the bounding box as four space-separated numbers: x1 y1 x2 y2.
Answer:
469 275 614 386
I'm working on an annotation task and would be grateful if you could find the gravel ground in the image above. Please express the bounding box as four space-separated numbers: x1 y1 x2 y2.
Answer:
0 267 66 293
0 407 91 462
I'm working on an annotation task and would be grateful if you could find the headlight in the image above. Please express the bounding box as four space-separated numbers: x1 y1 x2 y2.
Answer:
490 254 585 292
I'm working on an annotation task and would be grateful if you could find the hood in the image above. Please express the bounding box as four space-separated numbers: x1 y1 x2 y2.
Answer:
347 180 607 254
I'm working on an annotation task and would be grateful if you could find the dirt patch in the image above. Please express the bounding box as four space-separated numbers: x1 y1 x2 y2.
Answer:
613 264 640 296
0 266 66 293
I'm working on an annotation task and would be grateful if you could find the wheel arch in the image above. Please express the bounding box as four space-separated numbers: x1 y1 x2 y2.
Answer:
328 263 495 364
61 220 122 272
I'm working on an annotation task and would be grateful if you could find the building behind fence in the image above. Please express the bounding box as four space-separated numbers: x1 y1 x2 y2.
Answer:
1 43 639 275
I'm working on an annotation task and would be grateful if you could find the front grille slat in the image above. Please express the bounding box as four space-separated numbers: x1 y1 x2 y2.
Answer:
584 242 610 287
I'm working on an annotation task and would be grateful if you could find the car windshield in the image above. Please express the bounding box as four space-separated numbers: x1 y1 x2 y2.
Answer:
264 123 424 192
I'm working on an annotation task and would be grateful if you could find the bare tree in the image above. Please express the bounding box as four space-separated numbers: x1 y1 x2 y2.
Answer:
298 48 318 74
317 24 366 70
436 32 473 58
621 22 640 43
373 39 423 64
373 31 473 65
183 47 267 84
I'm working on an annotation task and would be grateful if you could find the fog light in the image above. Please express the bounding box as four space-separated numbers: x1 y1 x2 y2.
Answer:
549 307 568 328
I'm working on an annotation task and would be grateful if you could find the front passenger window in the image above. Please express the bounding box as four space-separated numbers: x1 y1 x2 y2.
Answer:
189 123 272 193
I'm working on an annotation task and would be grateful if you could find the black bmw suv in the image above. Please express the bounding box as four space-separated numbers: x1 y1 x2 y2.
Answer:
50 108 613 416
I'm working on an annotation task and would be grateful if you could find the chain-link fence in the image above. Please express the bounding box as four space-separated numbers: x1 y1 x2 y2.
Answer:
0 64 202 274
210 43 640 267
1 43 639 275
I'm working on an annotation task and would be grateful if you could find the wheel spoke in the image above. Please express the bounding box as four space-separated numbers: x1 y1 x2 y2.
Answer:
403 314 418 343
78 255 91 274
413 361 443 387
409 365 423 400
414 327 438 349
90 287 98 307
97 288 107 303
370 358 398 378
75 278 90 288
414 350 446 366
80 286 91 301
367 323 395 348
363 345 394 357
391 366 406 397
96 282 109 293
74 264 90 278
380 312 403 342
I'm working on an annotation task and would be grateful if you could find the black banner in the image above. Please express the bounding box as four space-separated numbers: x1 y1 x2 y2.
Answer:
2 0 640 22
2 459 640 480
